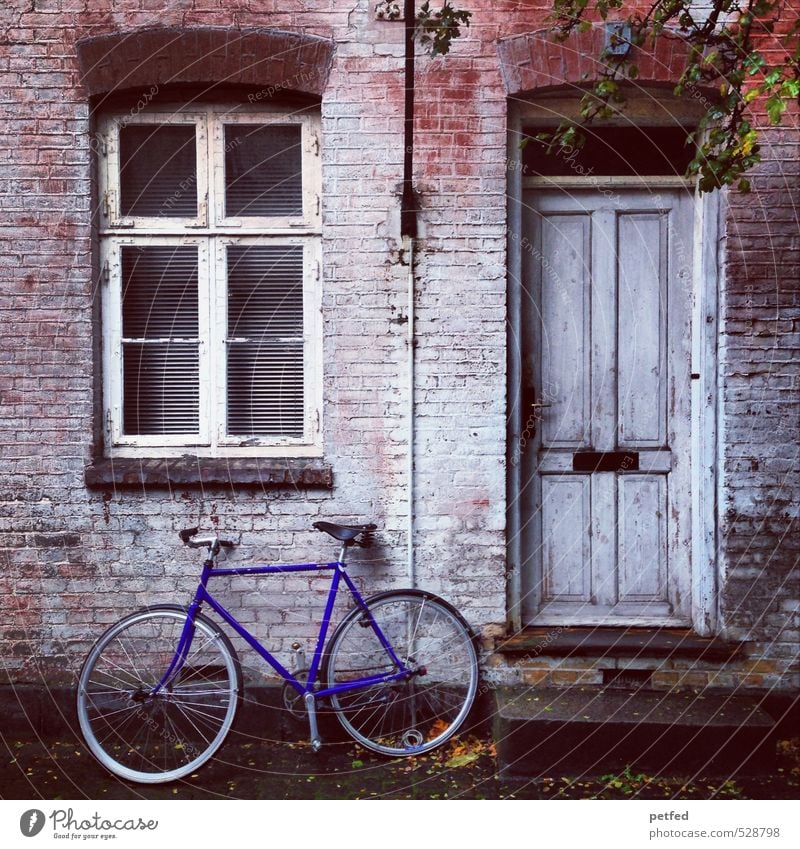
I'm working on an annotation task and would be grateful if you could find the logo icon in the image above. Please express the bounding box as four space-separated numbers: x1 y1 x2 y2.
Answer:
20 810 46 838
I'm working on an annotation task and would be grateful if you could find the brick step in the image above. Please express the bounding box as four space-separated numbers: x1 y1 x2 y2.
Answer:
494 687 777 779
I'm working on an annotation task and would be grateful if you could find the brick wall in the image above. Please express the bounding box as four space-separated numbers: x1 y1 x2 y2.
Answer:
0 1 797 692
719 108 799 677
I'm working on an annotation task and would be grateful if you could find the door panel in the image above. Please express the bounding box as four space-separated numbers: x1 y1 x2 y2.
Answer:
521 189 693 626
617 474 668 602
540 214 591 447
617 214 667 446
541 476 591 603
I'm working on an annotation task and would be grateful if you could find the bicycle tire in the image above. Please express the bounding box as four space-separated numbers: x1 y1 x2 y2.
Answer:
324 590 478 756
76 605 242 784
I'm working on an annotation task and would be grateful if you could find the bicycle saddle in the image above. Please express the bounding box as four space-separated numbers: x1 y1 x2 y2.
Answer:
312 521 377 543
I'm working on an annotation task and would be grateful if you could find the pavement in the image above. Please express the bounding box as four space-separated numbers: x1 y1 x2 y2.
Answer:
3 722 799 801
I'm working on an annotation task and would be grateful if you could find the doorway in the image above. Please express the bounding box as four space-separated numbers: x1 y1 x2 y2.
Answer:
518 188 694 626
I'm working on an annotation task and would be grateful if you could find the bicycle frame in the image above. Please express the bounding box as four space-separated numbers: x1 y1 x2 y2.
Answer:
153 549 412 703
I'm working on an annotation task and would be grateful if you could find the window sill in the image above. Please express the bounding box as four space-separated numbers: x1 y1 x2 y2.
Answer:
85 457 333 489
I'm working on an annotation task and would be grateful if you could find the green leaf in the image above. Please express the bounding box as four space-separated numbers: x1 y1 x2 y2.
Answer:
765 93 787 124
745 52 767 75
780 78 800 98
445 752 479 768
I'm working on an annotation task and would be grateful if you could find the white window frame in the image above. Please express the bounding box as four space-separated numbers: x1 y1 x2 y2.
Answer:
98 105 323 458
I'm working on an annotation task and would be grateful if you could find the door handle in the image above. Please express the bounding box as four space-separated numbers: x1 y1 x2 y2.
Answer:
521 386 551 441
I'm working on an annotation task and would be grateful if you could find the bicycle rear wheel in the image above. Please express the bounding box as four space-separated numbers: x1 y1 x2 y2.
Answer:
324 590 478 756
76 605 241 784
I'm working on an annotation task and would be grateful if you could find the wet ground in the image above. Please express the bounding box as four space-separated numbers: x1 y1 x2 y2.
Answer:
3 728 799 801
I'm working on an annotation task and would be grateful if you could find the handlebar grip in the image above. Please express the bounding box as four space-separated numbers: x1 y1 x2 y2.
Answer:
179 527 199 545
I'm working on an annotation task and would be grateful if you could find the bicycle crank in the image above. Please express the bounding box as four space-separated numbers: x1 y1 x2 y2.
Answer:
282 670 311 721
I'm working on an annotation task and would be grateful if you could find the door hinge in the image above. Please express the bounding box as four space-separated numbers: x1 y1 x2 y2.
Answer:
310 131 320 156
101 260 110 286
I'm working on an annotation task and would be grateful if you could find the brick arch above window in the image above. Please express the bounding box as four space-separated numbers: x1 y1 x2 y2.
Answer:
76 26 334 99
497 25 707 96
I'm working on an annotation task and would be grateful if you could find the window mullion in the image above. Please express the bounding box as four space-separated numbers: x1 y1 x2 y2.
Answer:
305 237 323 448
195 117 209 227
101 240 123 447
212 237 228 449
303 117 322 230
196 239 212 447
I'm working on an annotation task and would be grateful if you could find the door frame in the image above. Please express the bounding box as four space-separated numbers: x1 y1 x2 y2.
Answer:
506 101 721 637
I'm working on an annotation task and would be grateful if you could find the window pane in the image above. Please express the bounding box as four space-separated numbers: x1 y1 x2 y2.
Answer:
120 245 200 436
226 245 304 437
227 343 304 437
123 344 200 435
227 245 303 338
120 124 197 217
122 246 199 339
225 124 303 217
522 126 695 177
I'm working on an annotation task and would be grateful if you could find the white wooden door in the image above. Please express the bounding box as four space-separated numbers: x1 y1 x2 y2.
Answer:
520 189 694 625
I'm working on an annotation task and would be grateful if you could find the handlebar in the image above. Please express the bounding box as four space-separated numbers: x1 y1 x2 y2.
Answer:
179 528 237 553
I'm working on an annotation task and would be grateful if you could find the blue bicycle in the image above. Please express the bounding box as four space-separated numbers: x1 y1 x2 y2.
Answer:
76 522 479 784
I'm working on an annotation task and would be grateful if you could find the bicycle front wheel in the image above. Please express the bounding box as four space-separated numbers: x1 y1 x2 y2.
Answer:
324 590 478 756
76 605 241 784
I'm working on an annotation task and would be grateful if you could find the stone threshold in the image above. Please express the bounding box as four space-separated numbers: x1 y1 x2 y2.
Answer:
496 627 743 662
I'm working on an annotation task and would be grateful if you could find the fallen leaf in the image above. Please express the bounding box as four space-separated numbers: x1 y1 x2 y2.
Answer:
445 752 479 768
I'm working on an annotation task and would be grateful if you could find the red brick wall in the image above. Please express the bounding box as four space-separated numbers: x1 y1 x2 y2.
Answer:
0 1 797 691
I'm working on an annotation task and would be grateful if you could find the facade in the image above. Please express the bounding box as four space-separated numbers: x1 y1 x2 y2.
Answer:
1 0 798 717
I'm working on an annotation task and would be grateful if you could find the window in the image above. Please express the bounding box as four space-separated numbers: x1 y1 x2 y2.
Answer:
522 126 696 177
98 106 322 457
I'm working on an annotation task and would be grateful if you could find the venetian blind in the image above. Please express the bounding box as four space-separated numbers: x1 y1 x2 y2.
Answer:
224 124 303 217
119 124 197 217
121 245 200 435
226 244 305 437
